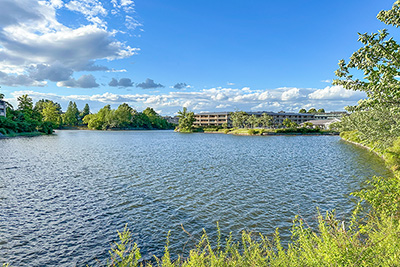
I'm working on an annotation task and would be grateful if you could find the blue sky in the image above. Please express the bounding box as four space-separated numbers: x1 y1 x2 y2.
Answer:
0 0 396 115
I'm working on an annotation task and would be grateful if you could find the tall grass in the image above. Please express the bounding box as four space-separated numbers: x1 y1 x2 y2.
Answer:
105 210 400 266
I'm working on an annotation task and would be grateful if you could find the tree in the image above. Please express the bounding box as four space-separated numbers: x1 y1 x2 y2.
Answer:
246 114 259 128
35 99 61 114
42 101 62 127
283 118 298 128
17 94 33 112
63 101 79 126
307 108 317 113
79 103 90 121
317 108 325 113
299 108 307 113
260 113 273 128
333 1 400 148
230 111 248 128
114 103 133 128
177 107 195 132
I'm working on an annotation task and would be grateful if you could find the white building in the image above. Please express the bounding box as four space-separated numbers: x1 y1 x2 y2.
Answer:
301 118 341 129
0 100 6 117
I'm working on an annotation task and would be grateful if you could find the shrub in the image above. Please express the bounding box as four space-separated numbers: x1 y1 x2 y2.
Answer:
248 129 256 135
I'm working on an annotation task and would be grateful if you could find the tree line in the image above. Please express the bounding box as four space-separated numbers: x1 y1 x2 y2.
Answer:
83 104 173 130
0 94 173 135
299 108 325 113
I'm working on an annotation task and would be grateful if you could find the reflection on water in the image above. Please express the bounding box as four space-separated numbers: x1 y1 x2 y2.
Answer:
0 130 392 266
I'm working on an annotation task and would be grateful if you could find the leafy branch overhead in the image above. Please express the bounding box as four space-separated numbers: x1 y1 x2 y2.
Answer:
334 1 400 111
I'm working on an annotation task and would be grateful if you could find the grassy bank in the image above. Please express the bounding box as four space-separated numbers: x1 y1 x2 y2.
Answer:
0 131 45 138
202 127 338 136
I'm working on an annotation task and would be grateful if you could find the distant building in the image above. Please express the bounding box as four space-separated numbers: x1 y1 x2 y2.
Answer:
301 118 341 129
193 111 315 128
314 111 347 120
194 112 232 127
163 116 179 125
0 100 6 117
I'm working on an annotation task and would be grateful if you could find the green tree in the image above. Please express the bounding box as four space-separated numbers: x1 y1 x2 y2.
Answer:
177 107 195 132
230 111 248 128
307 108 317 113
333 1 400 148
63 101 80 126
17 94 33 113
317 108 325 113
260 113 273 128
114 103 133 128
246 114 259 128
283 118 298 128
34 99 61 114
42 101 62 127
299 108 307 113
79 103 90 121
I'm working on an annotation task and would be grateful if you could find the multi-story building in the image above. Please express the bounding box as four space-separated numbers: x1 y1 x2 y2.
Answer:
0 100 6 117
194 111 315 128
194 112 232 127
248 111 315 125
314 111 347 120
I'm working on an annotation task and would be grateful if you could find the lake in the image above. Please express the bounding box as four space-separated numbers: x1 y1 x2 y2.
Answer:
0 130 392 266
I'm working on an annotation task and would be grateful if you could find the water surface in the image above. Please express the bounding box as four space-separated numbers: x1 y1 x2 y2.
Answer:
0 130 392 266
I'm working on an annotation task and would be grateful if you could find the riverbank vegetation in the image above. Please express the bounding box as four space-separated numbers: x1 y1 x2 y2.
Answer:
0 94 56 136
82 104 173 130
100 2 400 266
175 107 195 132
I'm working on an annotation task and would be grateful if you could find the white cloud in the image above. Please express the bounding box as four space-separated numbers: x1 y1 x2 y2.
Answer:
8 84 365 115
0 0 139 87
321 79 331 83
308 85 365 100
281 88 300 101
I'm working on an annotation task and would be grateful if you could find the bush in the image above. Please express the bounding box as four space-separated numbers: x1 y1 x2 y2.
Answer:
248 129 256 135
38 121 54 134
0 128 6 135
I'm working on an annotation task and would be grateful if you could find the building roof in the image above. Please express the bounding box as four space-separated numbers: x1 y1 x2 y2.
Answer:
302 118 340 125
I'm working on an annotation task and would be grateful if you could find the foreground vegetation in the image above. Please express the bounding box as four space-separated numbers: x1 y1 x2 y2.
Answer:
101 2 400 266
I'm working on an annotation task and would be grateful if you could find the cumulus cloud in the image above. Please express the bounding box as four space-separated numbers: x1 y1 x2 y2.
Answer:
57 74 99 88
9 85 365 115
108 77 134 87
0 0 139 87
29 63 73 82
173 83 188 90
136 78 164 89
0 71 47 87
281 88 300 101
308 85 365 100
